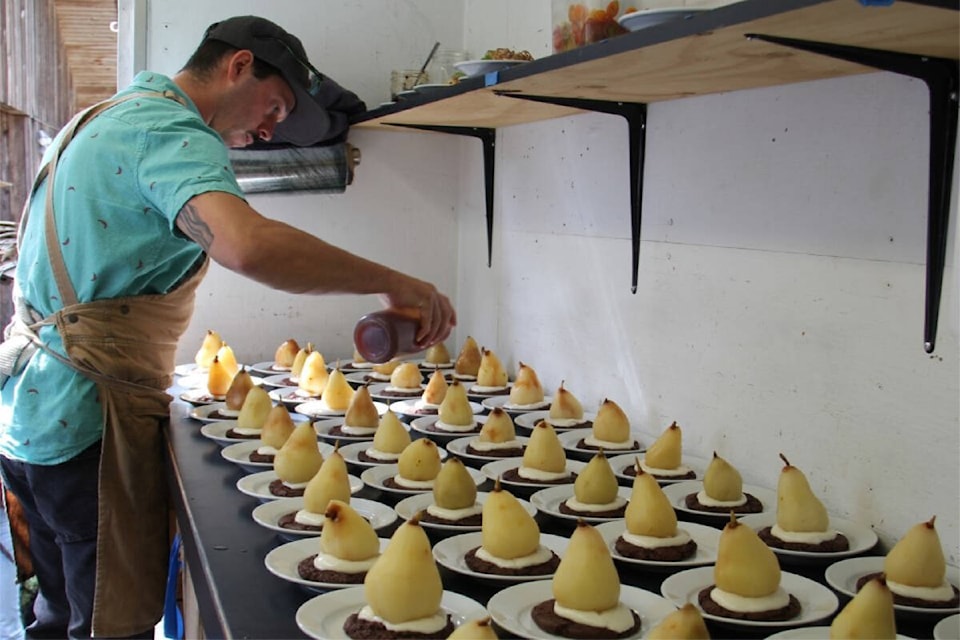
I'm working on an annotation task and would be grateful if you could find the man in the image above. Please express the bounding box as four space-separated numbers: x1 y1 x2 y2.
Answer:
0 15 455 639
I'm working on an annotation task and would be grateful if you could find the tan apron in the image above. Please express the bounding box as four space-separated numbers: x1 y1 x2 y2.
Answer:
9 91 209 637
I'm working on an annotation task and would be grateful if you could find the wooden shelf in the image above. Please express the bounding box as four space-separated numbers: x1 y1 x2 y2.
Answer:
354 0 958 131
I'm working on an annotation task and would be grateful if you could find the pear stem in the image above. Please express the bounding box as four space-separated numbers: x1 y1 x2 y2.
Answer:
779 452 791 467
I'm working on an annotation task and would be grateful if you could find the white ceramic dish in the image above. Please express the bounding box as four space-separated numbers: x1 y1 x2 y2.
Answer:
481 394 552 415
465 383 513 402
738 512 879 564
433 532 568 583
595 520 721 570
514 409 596 432
415 358 454 370
617 7 708 32
175 372 208 390
248 360 291 376
236 470 362 503
179 388 224 406
199 421 245 446
609 454 709 485
444 435 528 464
338 440 444 469
344 371 390 386
767 628 913 639
174 363 200 377
295 587 485 640
825 556 960 616
221 440 334 474
360 463 486 497
393 491 536 533
251 497 398 541
296 400 390 421
265 537 390 593
530 484 631 523
479 458 586 489
454 59 527 77
188 402 234 422
410 414 488 441
269 387 320 408
388 398 483 421
312 417 391 444
662 480 777 519
259 372 297 389
934 613 960 639
660 566 839 629
488 580 676 640
558 428 645 459
365 382 426 401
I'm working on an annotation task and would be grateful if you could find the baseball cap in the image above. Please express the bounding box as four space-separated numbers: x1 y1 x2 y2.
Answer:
201 16 335 146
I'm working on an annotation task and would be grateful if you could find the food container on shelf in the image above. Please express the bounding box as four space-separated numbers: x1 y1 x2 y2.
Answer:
551 0 629 53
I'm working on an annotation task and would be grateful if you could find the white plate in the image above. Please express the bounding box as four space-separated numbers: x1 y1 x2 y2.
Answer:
738 512 879 564
558 429 645 459
479 458 586 490
313 417 395 444
248 360 291 376
179 388 225 406
221 440 335 474
393 491 536 532
366 382 426 401
269 387 321 408
433 532 568 583
661 566 838 629
199 421 244 446
480 394 552 414
388 399 484 420
296 399 389 420
259 372 298 389
444 435 528 464
454 59 527 77
935 613 960 639
488 580 676 640
514 410 596 432
296 587 485 640
416 358 454 370
344 371 391 386
662 480 777 519
595 520 721 570
617 7 708 32
338 440 445 469
175 372 208 390
174 363 200 377
360 463 486 497
610 454 709 485
767 628 913 639
825 556 960 616
530 485 631 523
410 414 488 441
188 402 235 422
236 470 363 503
265 537 389 593
251 497 397 543
465 383 513 402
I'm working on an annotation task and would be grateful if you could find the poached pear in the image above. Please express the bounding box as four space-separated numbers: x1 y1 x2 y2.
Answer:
274 422 324 484
454 336 481 377
714 513 781 598
481 478 540 559
644 422 682 470
321 500 380 562
194 329 223 369
432 458 477 510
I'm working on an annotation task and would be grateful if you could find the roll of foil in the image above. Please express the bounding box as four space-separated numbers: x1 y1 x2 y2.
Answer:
228 143 359 194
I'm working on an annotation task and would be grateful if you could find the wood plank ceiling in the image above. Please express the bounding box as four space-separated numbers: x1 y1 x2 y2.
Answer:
54 0 117 110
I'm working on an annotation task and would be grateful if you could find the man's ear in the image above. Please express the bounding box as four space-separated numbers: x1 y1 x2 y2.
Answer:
226 49 255 82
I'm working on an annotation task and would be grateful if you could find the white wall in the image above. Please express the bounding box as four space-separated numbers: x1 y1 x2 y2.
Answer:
459 2 959 560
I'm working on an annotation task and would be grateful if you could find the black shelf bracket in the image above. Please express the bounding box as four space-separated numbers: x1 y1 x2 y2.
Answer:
386 123 496 267
746 33 959 353
496 92 648 293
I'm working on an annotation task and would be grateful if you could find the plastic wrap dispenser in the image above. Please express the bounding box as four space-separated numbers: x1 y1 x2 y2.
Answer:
227 142 360 194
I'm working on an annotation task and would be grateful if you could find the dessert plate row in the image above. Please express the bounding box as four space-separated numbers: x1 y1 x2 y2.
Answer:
738 512 879 565
432 531 569 584
178 378 263 405
188 402 309 424
252 497 397 540
529 485 632 524
409 414 490 441
294 397 389 419
594 520 721 570
555 429 646 461
609 454 709 485
221 440 335 474
313 418 404 444
392 491 536 533
236 470 363 504
443 435 530 464
480 394 553 415
200 420 319 447
661 480 777 520
479 458 588 491
336 440 447 469
825 556 960 617
359 464 486 497
295 587 485 640
387 398 484 421
514 410 597 432
660 565 839 630
265 537 390 593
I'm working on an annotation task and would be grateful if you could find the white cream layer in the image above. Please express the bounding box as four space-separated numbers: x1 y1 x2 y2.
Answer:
414 400 441 411
469 439 522 451
426 503 483 520
454 373 477 382
547 417 584 428
696 490 747 507
621 529 692 548
710 587 790 612
233 427 263 436
367 372 391 381
220 407 241 417
553 602 636 633
517 466 570 481
564 497 627 512
281 480 309 490
357 605 448 634
392 475 435 489
770 524 839 544
294 388 321 398
584 435 634 450
421 362 453 369
506 397 546 409
433 419 478 433
340 424 377 436
270 364 292 371
470 384 508 393
385 385 424 393
255 445 278 456
312 552 378 573
476 544 554 568
888 579 956 602
349 361 374 369
294 509 325 527
363 448 401 461
640 461 691 477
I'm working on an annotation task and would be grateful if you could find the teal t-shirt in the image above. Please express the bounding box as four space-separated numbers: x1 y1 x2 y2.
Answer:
0 71 246 464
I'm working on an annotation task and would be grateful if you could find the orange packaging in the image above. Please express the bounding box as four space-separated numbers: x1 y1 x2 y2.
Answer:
552 0 631 53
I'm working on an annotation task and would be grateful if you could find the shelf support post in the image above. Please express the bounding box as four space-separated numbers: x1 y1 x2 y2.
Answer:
746 33 959 353
386 124 496 267
496 92 648 293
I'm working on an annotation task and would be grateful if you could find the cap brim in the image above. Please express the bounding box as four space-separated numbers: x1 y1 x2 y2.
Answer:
272 81 333 147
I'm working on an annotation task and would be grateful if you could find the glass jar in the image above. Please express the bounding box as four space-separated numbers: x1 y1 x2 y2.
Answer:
552 0 629 53
427 48 469 85
354 310 421 363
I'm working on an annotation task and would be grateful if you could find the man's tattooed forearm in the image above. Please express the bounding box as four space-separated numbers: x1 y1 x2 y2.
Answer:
178 202 214 251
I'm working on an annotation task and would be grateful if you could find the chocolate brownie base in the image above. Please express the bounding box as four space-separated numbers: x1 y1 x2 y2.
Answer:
621 465 696 481
558 501 627 519
419 510 483 527
547 420 593 430
268 479 305 498
684 492 763 514
277 511 322 532
382 476 431 491
343 613 454 639
502 467 575 485
464 547 560 576
698 586 801 621
411 406 439 415
856 572 960 608
758 527 850 552
357 450 399 464
248 451 275 464
224 428 260 440
327 424 375 439
467 387 510 397
575 438 639 452
531 599 641 639
297 555 365 583
465 443 523 458
379 388 423 398
614 536 698 561
423 420 481 436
